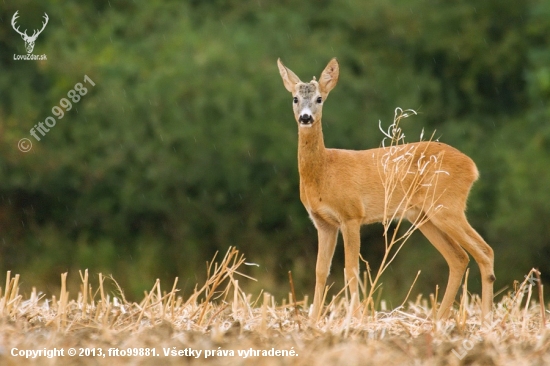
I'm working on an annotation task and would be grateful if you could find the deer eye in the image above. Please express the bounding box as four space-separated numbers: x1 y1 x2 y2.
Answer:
293 97 298 104
316 97 322 103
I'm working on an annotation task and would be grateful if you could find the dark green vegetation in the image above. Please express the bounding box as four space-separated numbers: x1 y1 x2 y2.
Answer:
0 0 549 303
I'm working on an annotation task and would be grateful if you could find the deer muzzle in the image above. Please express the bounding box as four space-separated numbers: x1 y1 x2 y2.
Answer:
299 114 313 125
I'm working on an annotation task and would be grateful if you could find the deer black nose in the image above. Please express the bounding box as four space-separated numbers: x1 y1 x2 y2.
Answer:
299 114 313 123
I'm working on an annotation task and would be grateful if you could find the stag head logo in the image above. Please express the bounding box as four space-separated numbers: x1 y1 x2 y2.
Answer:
11 11 49 54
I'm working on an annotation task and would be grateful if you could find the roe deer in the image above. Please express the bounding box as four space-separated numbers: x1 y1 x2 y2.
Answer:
277 58 494 321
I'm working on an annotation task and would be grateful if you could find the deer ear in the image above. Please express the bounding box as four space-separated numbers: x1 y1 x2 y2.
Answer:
277 58 302 93
319 58 339 96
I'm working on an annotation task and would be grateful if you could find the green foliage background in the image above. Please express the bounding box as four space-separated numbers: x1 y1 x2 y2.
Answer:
0 0 549 304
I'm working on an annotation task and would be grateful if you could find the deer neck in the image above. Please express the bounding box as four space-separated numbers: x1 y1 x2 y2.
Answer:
297 121 326 184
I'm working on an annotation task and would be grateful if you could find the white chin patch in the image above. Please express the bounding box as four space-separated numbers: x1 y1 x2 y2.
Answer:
299 122 313 128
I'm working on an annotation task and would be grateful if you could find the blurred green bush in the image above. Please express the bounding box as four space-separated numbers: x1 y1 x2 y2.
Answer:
0 0 549 302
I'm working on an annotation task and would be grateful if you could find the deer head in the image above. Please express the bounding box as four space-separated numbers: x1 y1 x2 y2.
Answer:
11 11 49 54
277 58 339 128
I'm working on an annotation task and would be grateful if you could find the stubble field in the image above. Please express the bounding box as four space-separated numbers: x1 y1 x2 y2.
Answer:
1 247 548 366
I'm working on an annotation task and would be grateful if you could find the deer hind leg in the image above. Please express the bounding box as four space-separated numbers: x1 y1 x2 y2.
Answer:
432 213 495 319
311 220 339 321
340 220 361 304
417 219 469 319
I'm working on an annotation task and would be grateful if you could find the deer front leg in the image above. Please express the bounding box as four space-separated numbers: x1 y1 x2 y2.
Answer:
340 220 361 303
310 221 338 322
